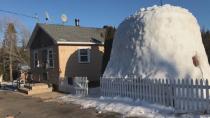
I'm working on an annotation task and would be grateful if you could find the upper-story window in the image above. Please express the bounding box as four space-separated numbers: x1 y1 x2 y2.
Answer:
33 51 38 68
78 48 90 63
47 49 54 68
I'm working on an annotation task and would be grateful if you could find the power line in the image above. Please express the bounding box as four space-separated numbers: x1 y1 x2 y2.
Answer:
0 9 39 20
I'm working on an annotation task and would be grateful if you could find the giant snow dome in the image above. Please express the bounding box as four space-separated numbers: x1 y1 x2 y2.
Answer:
103 4 210 79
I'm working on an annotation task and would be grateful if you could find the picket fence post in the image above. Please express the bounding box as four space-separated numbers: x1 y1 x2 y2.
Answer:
100 77 210 113
205 79 210 113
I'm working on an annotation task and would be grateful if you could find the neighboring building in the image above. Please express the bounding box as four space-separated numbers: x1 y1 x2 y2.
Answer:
19 64 30 83
28 23 106 90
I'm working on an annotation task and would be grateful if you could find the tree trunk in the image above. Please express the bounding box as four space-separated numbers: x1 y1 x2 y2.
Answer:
9 63 13 81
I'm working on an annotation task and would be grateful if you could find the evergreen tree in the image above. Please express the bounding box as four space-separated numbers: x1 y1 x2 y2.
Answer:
101 26 116 74
201 29 210 64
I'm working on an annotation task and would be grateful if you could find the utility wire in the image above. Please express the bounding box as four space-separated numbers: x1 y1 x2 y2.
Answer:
0 9 38 20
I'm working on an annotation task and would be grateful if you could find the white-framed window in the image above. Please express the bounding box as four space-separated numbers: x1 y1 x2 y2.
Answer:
47 49 55 68
78 48 90 63
33 50 38 68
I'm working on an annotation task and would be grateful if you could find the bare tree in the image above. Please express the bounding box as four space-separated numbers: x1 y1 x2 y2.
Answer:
2 23 17 81
0 16 31 81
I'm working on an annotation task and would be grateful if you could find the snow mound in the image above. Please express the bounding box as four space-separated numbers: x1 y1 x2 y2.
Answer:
59 95 175 117
104 4 210 79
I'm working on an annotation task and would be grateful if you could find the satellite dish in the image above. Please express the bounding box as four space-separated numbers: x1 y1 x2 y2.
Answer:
61 14 68 24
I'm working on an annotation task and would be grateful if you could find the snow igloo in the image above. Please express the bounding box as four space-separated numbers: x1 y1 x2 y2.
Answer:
103 4 210 79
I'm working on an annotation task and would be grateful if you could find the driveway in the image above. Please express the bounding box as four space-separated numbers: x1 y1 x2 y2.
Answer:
0 91 122 118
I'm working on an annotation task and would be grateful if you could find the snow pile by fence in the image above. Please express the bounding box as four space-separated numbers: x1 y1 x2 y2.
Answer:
101 77 210 113
59 95 175 117
103 4 210 79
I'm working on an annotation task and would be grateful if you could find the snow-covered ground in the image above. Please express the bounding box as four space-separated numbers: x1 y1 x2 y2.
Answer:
57 92 210 118
1 83 210 117
58 95 175 117
0 81 18 91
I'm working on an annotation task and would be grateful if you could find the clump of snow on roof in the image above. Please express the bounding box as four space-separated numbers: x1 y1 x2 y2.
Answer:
103 4 210 79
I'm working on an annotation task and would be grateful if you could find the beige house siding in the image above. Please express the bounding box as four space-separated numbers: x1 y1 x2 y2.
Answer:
58 44 104 82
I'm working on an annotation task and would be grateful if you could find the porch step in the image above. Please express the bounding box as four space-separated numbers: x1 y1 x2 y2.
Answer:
18 87 29 94
18 83 52 95
24 83 49 90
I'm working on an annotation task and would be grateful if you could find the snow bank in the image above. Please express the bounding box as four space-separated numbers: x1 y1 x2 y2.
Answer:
57 95 210 117
59 95 175 117
104 4 210 79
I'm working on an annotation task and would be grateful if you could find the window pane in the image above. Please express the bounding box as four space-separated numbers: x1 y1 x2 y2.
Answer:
35 61 38 67
48 49 54 68
34 53 38 59
34 52 38 67
42 50 47 62
80 55 88 62
80 49 88 55
68 77 73 85
49 59 54 67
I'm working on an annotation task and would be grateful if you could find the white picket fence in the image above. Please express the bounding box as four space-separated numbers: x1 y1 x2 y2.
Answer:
59 77 89 96
73 77 89 96
59 77 73 93
100 77 210 113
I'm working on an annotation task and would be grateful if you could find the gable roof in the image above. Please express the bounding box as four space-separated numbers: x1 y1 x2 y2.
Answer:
28 23 106 47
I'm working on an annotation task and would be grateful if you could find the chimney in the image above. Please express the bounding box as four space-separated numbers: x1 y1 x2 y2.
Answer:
75 18 80 26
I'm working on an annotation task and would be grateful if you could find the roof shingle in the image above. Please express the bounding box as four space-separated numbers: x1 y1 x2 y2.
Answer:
38 23 106 43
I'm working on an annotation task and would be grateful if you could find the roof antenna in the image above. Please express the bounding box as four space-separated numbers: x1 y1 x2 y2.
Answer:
45 11 50 24
61 14 68 25
34 13 39 23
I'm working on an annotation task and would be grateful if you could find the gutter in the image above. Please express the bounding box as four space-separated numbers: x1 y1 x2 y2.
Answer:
56 41 104 45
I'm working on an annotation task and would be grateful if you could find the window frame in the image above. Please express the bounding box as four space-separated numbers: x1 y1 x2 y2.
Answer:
33 50 38 68
78 47 90 64
47 48 55 68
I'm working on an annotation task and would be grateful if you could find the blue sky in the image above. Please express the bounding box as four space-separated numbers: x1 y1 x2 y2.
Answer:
0 0 210 32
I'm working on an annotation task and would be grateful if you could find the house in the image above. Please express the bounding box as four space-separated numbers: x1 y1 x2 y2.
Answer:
18 64 30 83
28 23 107 90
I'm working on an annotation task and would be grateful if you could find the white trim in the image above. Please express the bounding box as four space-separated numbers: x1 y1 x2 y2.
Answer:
77 48 91 64
77 47 91 49
57 41 104 45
